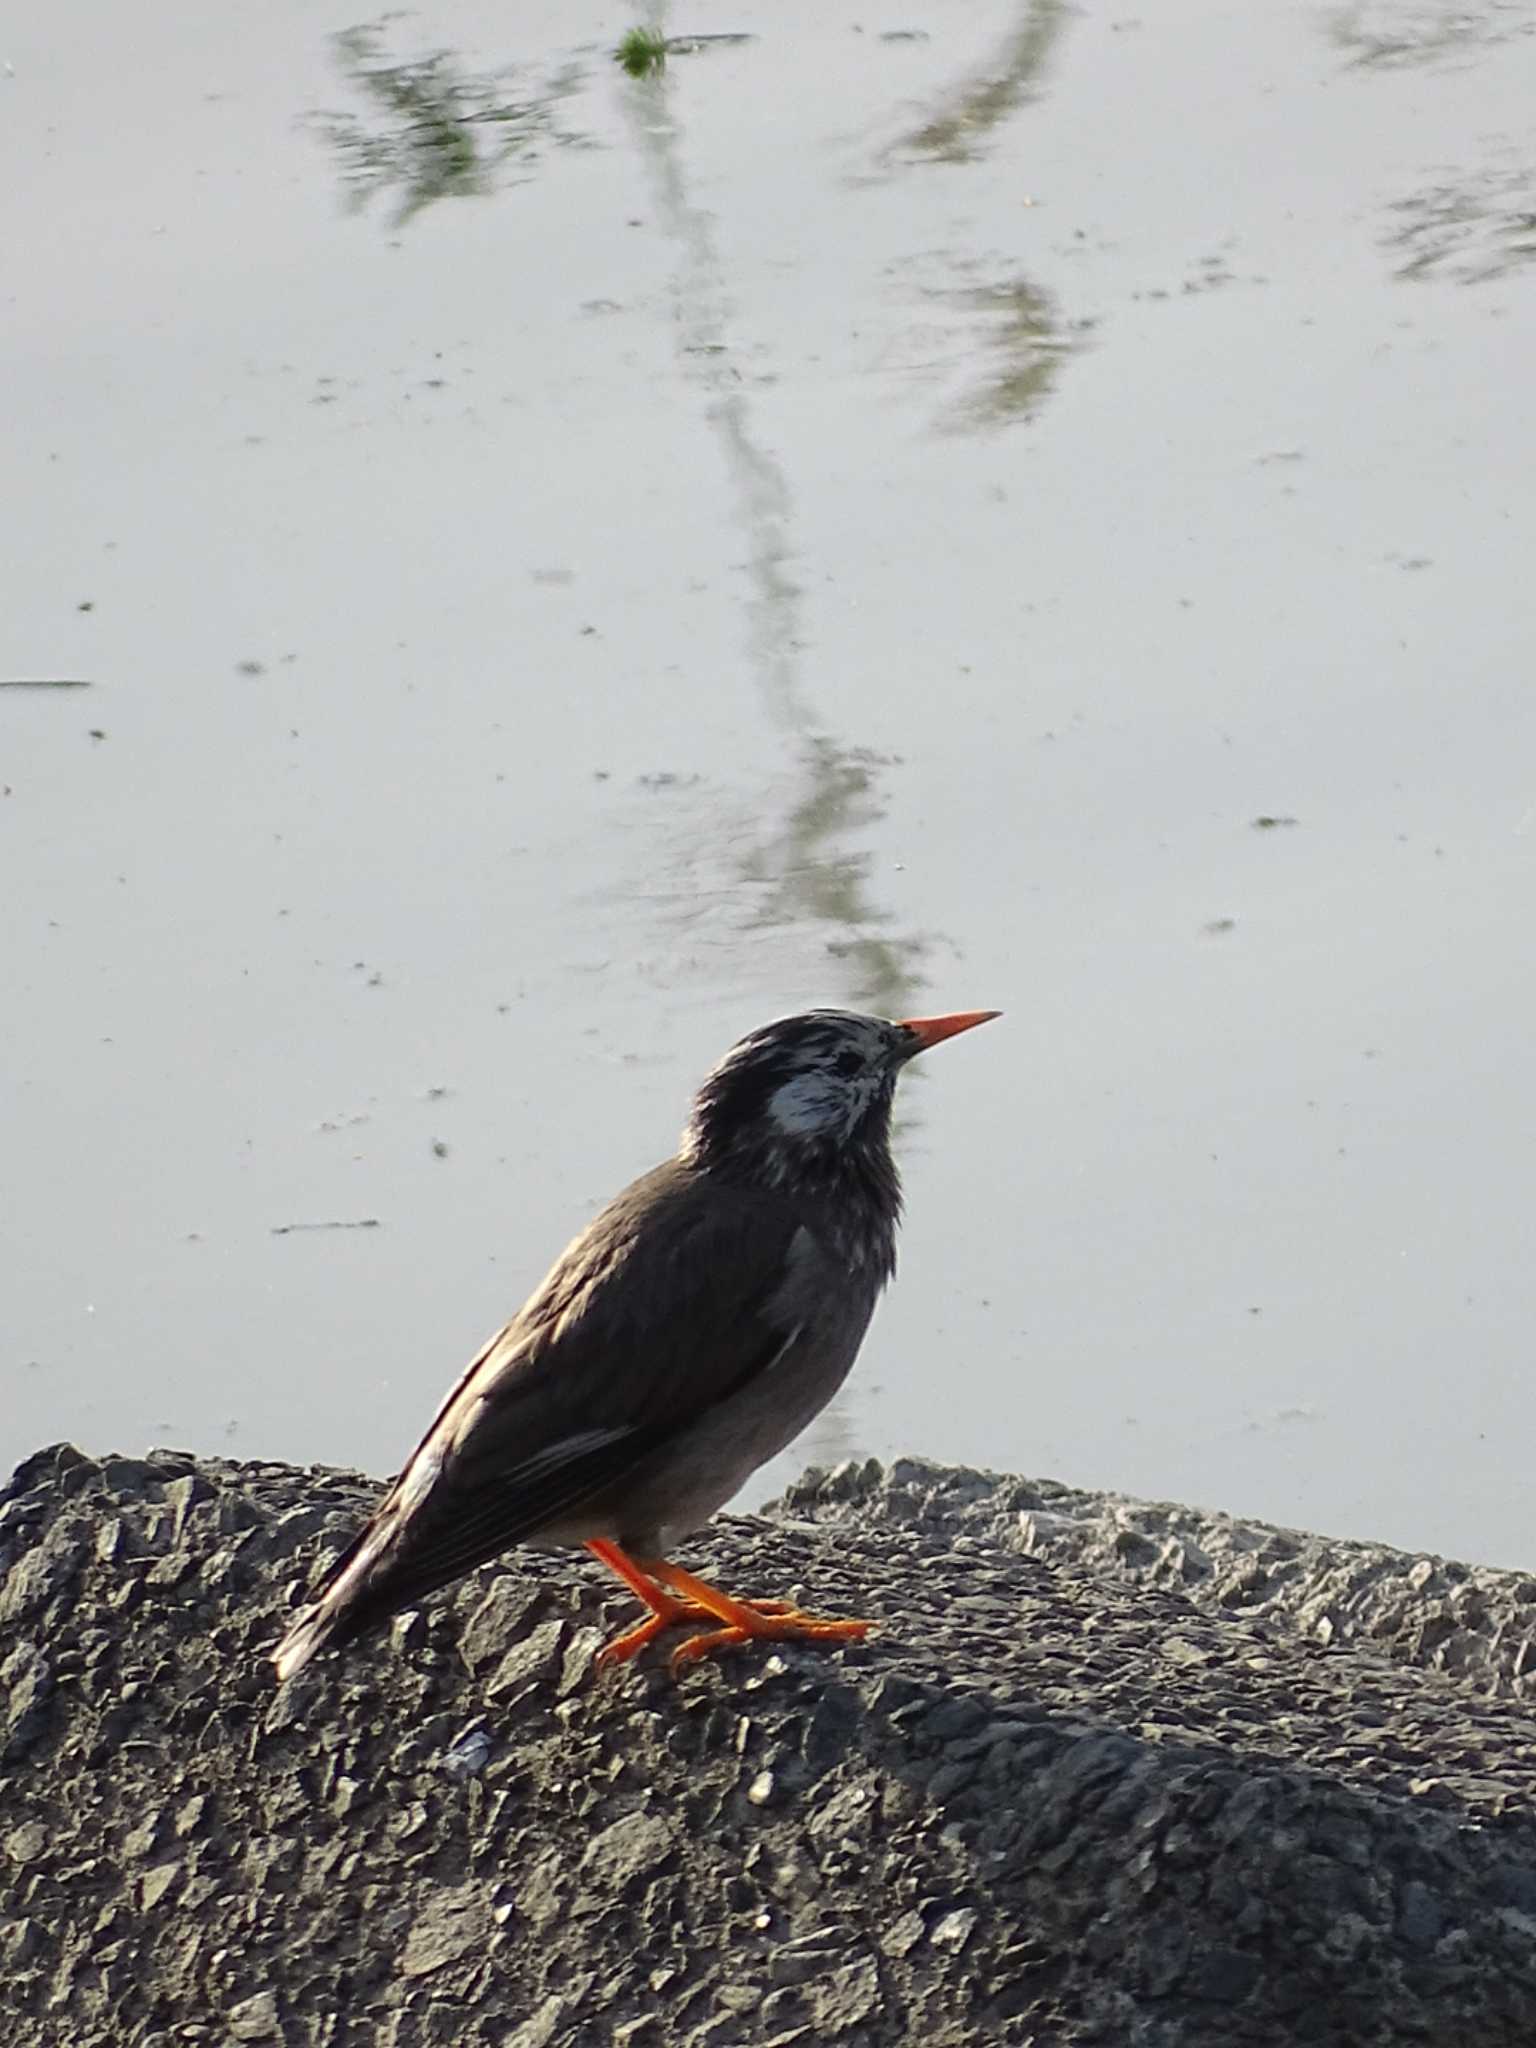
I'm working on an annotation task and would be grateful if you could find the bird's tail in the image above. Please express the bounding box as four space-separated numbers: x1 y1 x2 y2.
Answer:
271 1601 338 1683
270 1519 394 1682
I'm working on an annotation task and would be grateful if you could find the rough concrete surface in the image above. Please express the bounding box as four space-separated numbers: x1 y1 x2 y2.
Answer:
2 1444 1536 2047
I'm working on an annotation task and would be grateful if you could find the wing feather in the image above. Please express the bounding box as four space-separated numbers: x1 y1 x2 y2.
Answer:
272 1163 810 1674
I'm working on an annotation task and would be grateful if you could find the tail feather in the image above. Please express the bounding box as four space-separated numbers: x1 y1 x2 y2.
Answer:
270 1521 395 1681
271 1601 342 1683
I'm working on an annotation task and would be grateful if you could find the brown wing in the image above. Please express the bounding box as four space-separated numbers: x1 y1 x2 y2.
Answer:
273 1162 806 1673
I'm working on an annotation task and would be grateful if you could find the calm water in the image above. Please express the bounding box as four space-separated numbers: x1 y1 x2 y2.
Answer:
5 0 1535 1565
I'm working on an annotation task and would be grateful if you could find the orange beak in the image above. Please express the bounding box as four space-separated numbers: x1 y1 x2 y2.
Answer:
894 1009 1002 1057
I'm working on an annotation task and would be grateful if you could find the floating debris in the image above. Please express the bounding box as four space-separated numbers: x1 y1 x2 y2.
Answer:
615 25 668 75
270 1218 382 1236
615 27 754 75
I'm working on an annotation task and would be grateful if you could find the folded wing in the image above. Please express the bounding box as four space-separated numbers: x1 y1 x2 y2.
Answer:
272 1163 806 1676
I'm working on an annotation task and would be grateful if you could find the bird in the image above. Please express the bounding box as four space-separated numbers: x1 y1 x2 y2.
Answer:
271 1005 999 1682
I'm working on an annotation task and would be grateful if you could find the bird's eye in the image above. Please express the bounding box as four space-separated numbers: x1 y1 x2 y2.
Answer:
832 1049 863 1078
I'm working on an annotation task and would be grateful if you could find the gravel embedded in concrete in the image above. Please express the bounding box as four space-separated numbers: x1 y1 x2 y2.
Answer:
2 1440 1535 2046
782 1455 1536 1700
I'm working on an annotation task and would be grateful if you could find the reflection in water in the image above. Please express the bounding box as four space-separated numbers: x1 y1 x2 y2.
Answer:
1387 159 1536 283
619 68 923 1024
873 7 1079 430
874 262 1079 430
310 23 584 226
744 740 926 1021
621 54 930 1468
937 276 1079 429
1330 0 1531 67
894 0 1067 165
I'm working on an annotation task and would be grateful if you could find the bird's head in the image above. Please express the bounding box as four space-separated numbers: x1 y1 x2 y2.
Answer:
680 1007 999 1194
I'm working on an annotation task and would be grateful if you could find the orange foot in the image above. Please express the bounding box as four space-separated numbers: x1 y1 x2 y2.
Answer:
586 1539 872 1677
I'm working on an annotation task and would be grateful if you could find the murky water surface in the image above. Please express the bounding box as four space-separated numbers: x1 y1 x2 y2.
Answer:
6 0 1535 1563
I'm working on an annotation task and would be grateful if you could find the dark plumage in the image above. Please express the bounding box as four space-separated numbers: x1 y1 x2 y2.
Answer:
272 1005 998 1681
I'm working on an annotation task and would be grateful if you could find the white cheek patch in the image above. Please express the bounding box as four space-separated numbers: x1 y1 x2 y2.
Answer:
767 1073 833 1137
767 1070 876 1141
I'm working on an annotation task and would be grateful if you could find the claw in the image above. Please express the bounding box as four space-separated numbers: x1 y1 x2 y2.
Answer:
594 1610 680 1671
594 1593 717 1672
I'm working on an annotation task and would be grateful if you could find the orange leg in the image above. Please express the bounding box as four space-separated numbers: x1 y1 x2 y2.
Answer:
585 1539 872 1676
